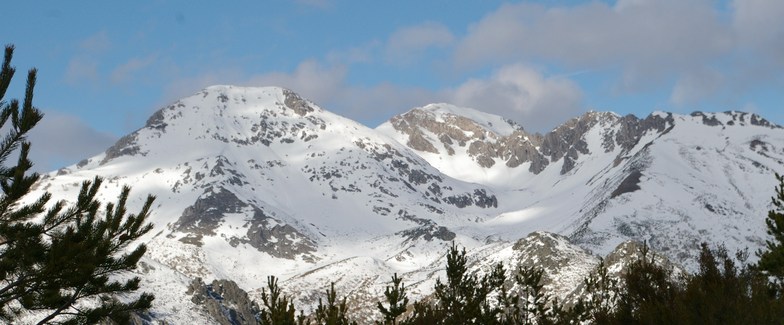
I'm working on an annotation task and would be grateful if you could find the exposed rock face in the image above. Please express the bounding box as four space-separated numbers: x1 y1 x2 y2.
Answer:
612 113 673 152
244 209 318 262
611 170 643 198
690 110 781 129
187 278 259 325
101 133 143 164
352 138 498 209
540 113 599 174
385 106 551 172
283 89 315 116
174 187 317 260
508 232 599 299
396 210 456 242
691 111 722 126
444 189 498 208
383 108 681 176
397 224 456 242
175 188 247 239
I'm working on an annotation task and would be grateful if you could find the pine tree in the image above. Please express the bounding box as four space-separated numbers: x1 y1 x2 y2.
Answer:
376 273 408 325
610 243 678 324
314 283 356 325
429 243 505 324
259 276 298 325
400 300 442 325
432 243 477 324
0 45 154 324
515 266 551 324
757 173 784 281
581 258 619 323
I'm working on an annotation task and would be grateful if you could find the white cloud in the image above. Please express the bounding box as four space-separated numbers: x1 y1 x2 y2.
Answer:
27 111 118 173
732 0 784 47
335 83 446 126
111 55 157 84
64 58 99 85
78 31 111 53
247 60 347 103
730 0 784 84
326 41 381 65
164 59 583 132
162 60 348 111
63 31 112 85
671 67 726 106
385 22 455 64
454 0 733 97
448 64 583 132
163 70 243 103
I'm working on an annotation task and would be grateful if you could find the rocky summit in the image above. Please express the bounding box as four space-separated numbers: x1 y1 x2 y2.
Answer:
32 86 784 323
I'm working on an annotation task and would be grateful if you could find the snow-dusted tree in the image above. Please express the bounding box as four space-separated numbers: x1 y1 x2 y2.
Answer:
314 283 356 325
758 173 784 281
259 276 300 325
376 273 409 325
0 45 154 324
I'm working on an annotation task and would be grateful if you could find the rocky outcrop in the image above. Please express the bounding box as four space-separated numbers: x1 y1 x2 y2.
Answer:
353 137 498 210
244 209 318 261
610 170 643 198
187 278 259 325
175 188 246 239
386 106 553 173
397 224 456 242
283 89 315 116
385 108 683 176
508 232 599 299
444 189 498 208
174 187 316 260
396 209 456 242
101 133 143 164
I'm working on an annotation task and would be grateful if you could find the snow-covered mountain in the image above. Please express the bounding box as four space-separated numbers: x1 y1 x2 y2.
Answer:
31 86 784 323
377 104 783 263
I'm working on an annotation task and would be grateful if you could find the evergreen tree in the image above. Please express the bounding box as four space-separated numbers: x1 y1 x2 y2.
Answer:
259 276 298 325
497 264 581 325
0 45 154 324
376 273 408 325
428 243 505 324
400 300 442 325
432 243 482 324
314 283 356 325
610 243 678 324
476 262 506 325
758 173 784 281
515 266 550 324
598 243 784 324
581 258 619 323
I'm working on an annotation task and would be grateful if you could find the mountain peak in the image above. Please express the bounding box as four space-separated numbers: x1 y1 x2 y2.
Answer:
97 85 336 167
418 103 524 136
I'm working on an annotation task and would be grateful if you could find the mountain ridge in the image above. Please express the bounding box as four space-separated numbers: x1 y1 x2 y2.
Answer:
31 85 784 323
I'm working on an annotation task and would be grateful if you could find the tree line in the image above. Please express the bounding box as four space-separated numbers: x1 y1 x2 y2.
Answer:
256 222 784 325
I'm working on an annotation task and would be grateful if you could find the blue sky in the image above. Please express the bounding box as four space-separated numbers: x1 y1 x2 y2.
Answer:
2 0 783 172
